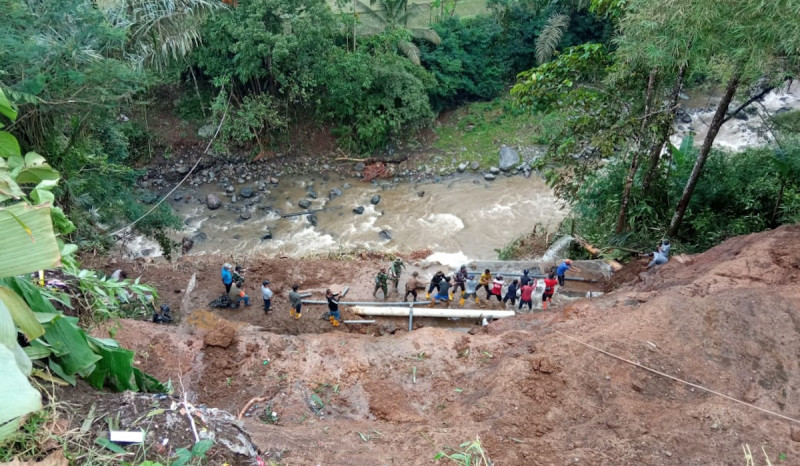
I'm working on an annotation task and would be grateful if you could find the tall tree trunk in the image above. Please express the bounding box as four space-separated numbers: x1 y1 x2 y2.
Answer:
641 63 688 194
667 74 740 238
770 179 786 227
615 69 657 233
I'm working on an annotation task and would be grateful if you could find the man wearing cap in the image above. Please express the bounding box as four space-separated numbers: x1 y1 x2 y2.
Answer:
556 259 580 287
464 274 479 306
221 263 233 294
261 280 273 315
520 269 533 287
451 265 468 300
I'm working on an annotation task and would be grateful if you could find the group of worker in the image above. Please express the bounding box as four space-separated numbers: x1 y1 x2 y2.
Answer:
375 258 580 311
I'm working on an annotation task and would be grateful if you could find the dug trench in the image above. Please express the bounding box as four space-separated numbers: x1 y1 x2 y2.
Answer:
76 225 800 464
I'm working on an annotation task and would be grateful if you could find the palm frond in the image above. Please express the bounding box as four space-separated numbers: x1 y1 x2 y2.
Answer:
397 40 420 65
536 13 570 65
410 28 441 45
354 0 389 28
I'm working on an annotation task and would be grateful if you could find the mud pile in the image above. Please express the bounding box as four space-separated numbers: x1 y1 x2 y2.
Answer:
92 225 800 464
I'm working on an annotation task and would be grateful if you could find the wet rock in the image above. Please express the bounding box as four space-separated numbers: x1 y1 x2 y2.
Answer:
457 162 468 173
484 173 497 181
181 236 194 254
307 189 317 199
354 162 365 172
343 183 352 189
231 195 237 203
379 229 392 240
329 188 343 200
680 114 693 123
240 187 255 198
261 228 273 240
489 166 500 174
240 211 252 220
177 165 190 175
298 199 312 209
307 213 318 227
353 206 365 215
270 177 279 185
470 161 480 171
206 194 222 210
204 323 236 348
192 232 207 243
733 112 748 121
370 195 381 205
498 146 520 171
225 185 235 193
173 194 183 202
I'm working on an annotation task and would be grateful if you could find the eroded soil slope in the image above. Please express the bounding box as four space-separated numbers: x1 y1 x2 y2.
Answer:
96 225 800 465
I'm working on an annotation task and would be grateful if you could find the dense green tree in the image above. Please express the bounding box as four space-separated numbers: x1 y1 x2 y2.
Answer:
354 0 441 65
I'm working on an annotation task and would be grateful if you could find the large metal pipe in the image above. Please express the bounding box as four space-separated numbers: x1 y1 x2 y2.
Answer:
302 300 415 306
352 306 515 319
481 273 597 282
342 320 375 324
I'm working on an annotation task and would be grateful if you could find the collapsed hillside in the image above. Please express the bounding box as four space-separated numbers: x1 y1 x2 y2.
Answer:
86 225 800 464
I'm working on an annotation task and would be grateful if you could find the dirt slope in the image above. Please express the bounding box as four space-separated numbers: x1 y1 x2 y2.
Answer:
93 225 800 465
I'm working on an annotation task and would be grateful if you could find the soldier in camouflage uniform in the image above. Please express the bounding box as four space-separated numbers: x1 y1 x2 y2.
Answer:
373 268 389 299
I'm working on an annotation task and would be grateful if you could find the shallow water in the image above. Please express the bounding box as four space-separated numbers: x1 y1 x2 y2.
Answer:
151 173 568 260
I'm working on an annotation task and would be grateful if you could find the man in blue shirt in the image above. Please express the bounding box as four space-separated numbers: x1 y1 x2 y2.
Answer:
221 263 233 294
556 259 580 287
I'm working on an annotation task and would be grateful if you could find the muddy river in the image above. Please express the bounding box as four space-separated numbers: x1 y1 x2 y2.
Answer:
123 173 568 261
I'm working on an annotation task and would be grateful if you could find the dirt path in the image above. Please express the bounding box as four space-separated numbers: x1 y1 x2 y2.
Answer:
83 225 800 464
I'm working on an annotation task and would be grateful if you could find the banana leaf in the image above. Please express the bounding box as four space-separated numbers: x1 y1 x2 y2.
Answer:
85 337 136 391
0 341 42 443
0 276 59 315
0 203 62 279
0 285 44 341
43 315 100 378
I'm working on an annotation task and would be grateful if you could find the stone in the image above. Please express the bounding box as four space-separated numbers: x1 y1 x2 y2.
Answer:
173 194 183 202
176 165 190 175
240 187 255 198
470 161 480 171
307 214 318 227
225 185 235 193
353 206 365 215
370 195 381 205
204 323 236 348
498 145 520 171
343 183 352 189
733 112 748 121
191 232 207 243
329 188 343 200
791 428 800 442
680 114 693 123
298 199 312 209
484 173 496 181
270 177 279 185
379 229 392 240
489 166 500 174
417 191 425 197
457 162 468 173
206 194 222 210
354 162 365 172
230 195 237 203
678 92 690 100
181 236 194 254
240 211 252 220
307 189 317 199
261 229 273 240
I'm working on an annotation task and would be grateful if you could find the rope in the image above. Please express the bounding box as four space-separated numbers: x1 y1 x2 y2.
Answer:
110 91 232 237
553 329 800 425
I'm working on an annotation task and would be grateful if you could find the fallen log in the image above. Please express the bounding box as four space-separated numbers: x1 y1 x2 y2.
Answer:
574 234 601 257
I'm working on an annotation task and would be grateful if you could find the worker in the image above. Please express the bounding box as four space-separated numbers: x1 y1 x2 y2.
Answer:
477 269 492 299
426 271 445 300
464 274 479 306
646 239 671 269
432 276 451 307
389 258 405 291
289 284 303 319
451 265 468 300
542 272 558 310
325 289 341 327
404 271 420 302
488 275 504 302
519 279 535 311
520 269 532 287
261 280 273 315
221 263 233 294
232 265 246 288
503 279 519 307
374 268 389 299
556 259 580 287
236 287 251 308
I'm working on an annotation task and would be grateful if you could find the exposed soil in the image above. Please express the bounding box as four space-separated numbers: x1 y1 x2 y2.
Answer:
62 225 800 464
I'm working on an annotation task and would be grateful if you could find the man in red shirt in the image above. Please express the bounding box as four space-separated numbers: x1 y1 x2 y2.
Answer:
519 279 536 311
542 272 558 310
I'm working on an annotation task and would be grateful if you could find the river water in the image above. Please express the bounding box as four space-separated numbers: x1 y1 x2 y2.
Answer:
140 173 567 261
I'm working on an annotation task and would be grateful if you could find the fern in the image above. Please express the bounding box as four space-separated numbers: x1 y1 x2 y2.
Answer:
535 13 570 65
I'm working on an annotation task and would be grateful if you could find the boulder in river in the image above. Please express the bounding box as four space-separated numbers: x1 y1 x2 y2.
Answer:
192 232 208 243
329 188 343 200
261 228 273 240
484 173 497 181
680 114 693 123
498 146 520 172
307 213 318 227
206 194 222 210
240 187 255 198
298 199 312 209
307 189 318 199
181 236 194 254
489 166 500 174
240 211 252 220
379 229 392 241
457 162 468 173
470 161 480 171
370 195 381 205
353 206 365 215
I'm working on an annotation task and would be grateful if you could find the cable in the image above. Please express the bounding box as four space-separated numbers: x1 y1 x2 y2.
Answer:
554 329 800 425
